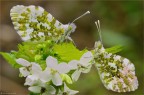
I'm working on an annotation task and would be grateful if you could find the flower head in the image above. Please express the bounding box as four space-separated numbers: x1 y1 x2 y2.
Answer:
68 51 93 81
58 83 79 95
16 58 32 77
46 56 71 86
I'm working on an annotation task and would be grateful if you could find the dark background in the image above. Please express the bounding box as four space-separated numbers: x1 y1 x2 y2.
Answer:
0 0 143 95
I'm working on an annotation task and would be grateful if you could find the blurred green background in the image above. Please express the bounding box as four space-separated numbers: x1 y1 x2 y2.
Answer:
0 0 143 95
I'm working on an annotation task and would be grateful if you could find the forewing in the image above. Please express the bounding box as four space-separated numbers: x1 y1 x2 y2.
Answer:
10 5 72 41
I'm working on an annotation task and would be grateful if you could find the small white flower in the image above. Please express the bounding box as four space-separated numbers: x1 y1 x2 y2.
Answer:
28 86 41 93
19 67 30 77
46 56 71 86
42 85 56 95
58 83 79 95
16 58 31 66
24 63 44 86
28 84 56 95
24 75 38 86
16 58 32 77
68 51 93 81
25 62 51 86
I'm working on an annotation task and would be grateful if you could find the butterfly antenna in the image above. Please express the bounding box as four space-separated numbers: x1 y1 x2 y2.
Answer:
72 11 90 23
95 20 102 43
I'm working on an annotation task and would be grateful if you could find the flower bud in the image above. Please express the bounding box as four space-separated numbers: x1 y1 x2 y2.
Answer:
61 74 73 84
34 55 42 61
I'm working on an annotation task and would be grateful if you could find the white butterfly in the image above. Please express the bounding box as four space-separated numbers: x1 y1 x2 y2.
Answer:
10 5 90 43
94 20 138 92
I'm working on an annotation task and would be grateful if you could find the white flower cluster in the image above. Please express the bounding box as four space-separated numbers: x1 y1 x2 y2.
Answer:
16 51 93 95
94 41 138 92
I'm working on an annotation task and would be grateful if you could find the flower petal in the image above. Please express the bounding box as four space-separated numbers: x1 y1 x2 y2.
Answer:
31 62 42 75
24 75 38 86
40 68 52 82
64 83 79 95
28 86 41 93
19 67 30 77
80 51 93 67
52 73 62 86
68 60 78 70
46 56 58 69
16 58 31 66
45 85 56 94
71 70 81 81
56 62 71 74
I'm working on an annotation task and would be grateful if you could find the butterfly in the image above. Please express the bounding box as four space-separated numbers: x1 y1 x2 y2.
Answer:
10 5 89 42
94 20 138 92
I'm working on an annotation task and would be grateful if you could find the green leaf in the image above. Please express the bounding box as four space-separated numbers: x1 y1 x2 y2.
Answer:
53 43 88 62
0 52 21 68
105 45 123 54
11 41 53 69
29 92 40 95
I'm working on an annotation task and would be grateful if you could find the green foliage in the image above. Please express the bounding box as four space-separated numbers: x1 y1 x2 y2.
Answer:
105 45 123 54
1 40 55 69
13 40 55 69
16 41 52 61
91 45 123 54
1 41 88 69
0 52 21 68
53 42 88 62
29 92 40 95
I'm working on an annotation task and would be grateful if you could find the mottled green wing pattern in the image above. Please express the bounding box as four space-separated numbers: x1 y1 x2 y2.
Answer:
94 41 138 92
10 5 75 41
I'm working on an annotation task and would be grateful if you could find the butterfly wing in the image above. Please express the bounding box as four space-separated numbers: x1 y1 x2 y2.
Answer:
10 5 75 41
94 41 138 92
